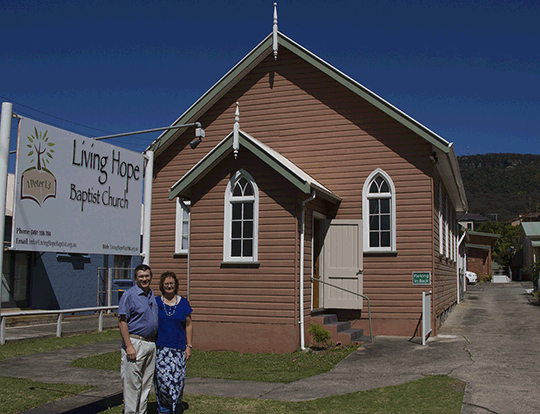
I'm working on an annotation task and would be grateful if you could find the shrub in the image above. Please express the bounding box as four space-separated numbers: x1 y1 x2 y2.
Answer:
477 273 492 283
308 323 331 348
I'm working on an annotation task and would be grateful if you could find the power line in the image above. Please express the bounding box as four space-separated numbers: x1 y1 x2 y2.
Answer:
2 97 156 151
0 95 112 134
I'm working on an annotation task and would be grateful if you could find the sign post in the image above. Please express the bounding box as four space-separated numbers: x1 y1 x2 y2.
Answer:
0 103 13 342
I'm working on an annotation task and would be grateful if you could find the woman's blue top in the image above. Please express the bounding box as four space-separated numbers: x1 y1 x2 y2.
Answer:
156 295 192 350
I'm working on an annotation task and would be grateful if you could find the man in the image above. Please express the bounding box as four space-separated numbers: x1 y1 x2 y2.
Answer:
118 264 158 414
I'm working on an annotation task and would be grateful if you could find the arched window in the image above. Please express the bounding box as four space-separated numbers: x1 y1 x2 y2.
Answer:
224 170 259 262
362 169 396 252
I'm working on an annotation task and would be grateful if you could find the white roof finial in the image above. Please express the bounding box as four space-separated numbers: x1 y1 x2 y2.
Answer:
273 3 278 60
233 102 240 159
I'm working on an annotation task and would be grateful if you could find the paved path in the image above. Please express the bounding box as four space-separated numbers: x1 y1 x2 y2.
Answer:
1 282 539 413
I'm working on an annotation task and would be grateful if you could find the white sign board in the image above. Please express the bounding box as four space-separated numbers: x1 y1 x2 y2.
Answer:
12 118 144 255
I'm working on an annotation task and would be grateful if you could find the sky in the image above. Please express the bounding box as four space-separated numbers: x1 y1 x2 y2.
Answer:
2 0 539 170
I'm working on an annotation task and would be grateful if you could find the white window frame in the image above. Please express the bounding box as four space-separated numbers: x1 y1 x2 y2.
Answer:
223 169 259 262
175 198 191 255
362 168 396 252
439 182 443 255
445 193 449 258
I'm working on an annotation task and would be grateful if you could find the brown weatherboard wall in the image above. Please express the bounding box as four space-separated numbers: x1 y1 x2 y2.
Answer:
150 47 458 351
433 178 459 333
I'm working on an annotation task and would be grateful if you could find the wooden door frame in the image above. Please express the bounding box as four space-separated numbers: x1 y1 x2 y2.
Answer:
312 212 326 310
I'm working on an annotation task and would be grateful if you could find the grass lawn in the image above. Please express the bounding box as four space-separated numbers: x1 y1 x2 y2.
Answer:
1 331 466 413
71 344 360 383
0 376 94 414
98 375 465 414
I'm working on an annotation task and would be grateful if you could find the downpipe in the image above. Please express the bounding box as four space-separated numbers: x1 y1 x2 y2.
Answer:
299 191 316 350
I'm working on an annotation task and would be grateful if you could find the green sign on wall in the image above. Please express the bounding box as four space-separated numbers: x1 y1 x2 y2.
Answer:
412 271 431 285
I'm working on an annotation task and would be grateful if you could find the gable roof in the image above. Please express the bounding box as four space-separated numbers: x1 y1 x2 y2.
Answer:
522 222 540 238
467 231 500 239
169 129 341 204
149 31 467 211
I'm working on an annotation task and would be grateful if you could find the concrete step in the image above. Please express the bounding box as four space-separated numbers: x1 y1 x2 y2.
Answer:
309 313 366 346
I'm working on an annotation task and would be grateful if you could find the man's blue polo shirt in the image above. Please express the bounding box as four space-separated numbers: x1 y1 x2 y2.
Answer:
118 284 158 339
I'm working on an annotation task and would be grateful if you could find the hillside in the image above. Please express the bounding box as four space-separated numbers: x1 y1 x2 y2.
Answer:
457 153 540 222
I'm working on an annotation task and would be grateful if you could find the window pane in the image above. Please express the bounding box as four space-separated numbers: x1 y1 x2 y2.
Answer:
370 214 379 230
233 183 242 196
182 221 189 235
369 199 379 214
244 202 254 219
243 240 253 256
244 182 254 196
369 182 379 193
381 231 391 247
380 199 390 213
243 220 253 238
232 221 241 238
370 232 379 247
182 236 189 250
232 240 241 257
238 177 248 190
232 203 242 219
380 180 389 193
381 215 390 230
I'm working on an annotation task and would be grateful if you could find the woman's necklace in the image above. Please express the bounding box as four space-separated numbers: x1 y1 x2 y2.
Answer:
163 295 178 317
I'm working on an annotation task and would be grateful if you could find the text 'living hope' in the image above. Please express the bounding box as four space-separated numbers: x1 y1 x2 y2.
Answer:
71 140 141 191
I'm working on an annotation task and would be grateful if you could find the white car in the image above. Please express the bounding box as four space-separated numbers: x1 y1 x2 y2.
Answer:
465 271 477 284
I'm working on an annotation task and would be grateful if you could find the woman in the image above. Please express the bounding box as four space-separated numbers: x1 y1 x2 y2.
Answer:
154 271 193 414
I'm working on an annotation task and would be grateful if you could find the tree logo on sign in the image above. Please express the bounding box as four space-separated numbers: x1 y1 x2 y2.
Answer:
20 128 58 206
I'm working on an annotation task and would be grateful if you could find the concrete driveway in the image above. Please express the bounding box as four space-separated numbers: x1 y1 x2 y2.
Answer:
439 282 540 414
261 282 540 414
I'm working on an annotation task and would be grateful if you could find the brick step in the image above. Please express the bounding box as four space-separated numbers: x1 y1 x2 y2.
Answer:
309 313 366 346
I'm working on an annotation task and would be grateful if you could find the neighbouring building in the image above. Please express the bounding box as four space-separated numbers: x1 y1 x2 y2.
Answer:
465 230 499 280
2 174 141 310
459 213 490 231
146 24 468 352
521 222 540 281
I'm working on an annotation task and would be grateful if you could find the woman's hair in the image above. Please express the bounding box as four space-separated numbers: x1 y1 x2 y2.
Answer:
159 271 179 295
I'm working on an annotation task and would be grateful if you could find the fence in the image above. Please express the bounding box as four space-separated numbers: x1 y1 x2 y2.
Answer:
0 305 118 345
422 290 432 346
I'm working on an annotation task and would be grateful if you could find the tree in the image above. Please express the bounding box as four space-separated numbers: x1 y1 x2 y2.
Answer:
476 221 521 267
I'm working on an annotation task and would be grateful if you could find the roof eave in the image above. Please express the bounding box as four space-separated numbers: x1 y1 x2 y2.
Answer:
148 35 274 158
169 130 342 204
434 143 468 212
150 31 456 159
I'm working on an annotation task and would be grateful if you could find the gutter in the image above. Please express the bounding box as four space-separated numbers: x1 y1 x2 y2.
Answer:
299 190 316 350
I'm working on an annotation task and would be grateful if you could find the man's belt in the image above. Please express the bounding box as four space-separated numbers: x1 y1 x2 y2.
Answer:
129 334 155 342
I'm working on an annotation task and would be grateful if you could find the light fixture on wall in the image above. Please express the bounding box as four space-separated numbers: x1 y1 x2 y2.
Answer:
189 126 205 149
430 151 439 164
189 137 202 149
